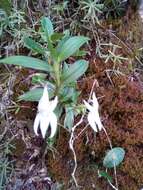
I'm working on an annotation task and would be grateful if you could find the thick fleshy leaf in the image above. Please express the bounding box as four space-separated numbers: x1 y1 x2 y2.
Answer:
56 31 70 52
40 17 58 58
62 62 69 74
23 37 46 54
59 86 80 105
103 147 125 168
61 60 88 84
57 36 89 62
0 56 52 72
19 86 55 102
54 104 63 119
41 17 54 38
64 107 74 130
51 33 64 42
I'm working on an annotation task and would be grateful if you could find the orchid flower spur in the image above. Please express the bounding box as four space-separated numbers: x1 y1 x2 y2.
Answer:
33 85 58 138
84 92 103 132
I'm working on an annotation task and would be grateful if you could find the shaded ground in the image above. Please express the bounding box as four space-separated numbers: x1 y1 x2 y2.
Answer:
0 2 143 190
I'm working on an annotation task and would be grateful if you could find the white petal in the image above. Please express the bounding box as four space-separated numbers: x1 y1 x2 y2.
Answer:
40 115 50 138
84 100 93 112
33 114 40 136
92 92 99 110
42 85 49 102
94 112 103 131
88 112 98 132
50 96 58 111
38 86 49 112
33 85 58 138
49 112 57 138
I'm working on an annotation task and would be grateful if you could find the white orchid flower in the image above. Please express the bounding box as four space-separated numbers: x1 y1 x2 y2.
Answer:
33 85 58 138
84 92 103 132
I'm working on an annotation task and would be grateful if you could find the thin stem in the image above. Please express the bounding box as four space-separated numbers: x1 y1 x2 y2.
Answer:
53 62 61 88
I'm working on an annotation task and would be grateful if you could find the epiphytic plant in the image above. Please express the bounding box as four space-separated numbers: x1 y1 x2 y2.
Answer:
0 17 89 139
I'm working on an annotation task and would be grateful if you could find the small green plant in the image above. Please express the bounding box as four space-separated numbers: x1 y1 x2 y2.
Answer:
0 0 12 15
52 1 68 15
0 8 37 52
0 9 26 37
0 139 15 190
96 42 128 69
0 158 13 190
103 0 127 18
0 17 89 138
80 0 104 24
0 9 9 37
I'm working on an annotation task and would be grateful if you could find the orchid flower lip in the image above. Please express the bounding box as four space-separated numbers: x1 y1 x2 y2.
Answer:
33 85 58 139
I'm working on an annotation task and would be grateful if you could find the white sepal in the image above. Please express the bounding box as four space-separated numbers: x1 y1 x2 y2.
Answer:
84 92 103 132
33 85 58 138
49 112 57 138
33 114 40 136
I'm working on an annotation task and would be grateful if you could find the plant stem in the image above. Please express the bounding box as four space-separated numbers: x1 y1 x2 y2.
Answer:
53 61 61 95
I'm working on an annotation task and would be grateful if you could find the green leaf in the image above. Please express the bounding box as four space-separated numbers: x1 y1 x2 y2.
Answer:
58 36 89 62
40 17 57 58
19 88 43 101
74 50 88 57
62 87 80 104
54 104 63 119
60 87 75 103
31 73 47 84
51 33 64 42
62 62 69 73
0 0 12 14
56 31 70 52
103 147 125 168
64 107 74 130
23 37 46 54
98 171 112 182
0 56 52 72
59 86 80 107
61 60 88 84
41 17 54 38
19 84 55 101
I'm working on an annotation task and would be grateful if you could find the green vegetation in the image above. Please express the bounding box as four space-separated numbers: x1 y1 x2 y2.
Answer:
0 17 89 134
0 0 142 190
